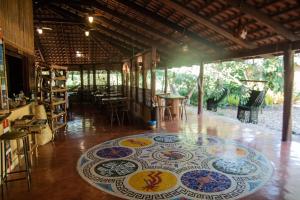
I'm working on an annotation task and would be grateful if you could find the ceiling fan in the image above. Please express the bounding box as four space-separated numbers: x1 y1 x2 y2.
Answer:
36 26 52 34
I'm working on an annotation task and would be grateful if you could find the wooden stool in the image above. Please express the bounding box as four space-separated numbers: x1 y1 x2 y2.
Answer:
0 131 31 199
13 118 47 160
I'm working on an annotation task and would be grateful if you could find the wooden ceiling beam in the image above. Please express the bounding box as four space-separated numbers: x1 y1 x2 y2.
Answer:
116 0 223 54
228 0 300 42
36 18 146 50
94 28 147 51
57 3 171 54
47 4 170 60
88 31 134 56
48 4 147 52
207 40 300 62
81 1 179 46
162 0 256 49
34 18 83 25
50 7 114 63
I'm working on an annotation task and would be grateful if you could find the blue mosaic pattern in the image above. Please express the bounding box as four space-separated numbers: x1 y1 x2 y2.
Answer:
181 170 231 192
154 135 180 143
77 133 273 200
96 147 133 159
212 159 257 175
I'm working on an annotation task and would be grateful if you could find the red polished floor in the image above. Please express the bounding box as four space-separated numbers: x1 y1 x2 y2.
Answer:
5 105 300 200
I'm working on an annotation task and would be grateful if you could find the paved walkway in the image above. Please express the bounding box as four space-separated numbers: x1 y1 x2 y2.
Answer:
190 105 300 135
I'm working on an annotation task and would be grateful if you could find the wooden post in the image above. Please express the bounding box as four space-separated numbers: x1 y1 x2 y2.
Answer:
80 65 83 101
107 69 110 93
198 61 204 114
80 66 83 90
129 59 133 107
93 65 96 91
135 60 139 102
151 47 158 127
282 44 294 141
151 47 157 99
87 68 90 91
164 65 168 93
142 56 146 105
121 67 125 95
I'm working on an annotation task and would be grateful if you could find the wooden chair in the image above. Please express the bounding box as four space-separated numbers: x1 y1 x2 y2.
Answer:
237 90 266 124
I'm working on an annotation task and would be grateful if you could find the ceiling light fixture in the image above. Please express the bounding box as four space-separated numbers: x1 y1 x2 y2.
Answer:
37 28 43 34
88 16 94 23
85 31 90 37
76 51 83 58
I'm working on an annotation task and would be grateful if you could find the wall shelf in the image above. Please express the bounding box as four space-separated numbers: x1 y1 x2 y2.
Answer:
36 63 68 138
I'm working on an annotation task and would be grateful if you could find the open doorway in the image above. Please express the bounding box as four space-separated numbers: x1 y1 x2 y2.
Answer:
5 54 25 98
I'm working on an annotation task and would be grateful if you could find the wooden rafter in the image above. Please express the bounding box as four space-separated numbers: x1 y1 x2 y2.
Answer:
116 0 224 53
48 4 144 51
44 6 124 64
35 17 141 54
228 0 300 42
162 0 257 49
89 31 131 56
56 3 171 54
80 1 179 46
208 40 300 62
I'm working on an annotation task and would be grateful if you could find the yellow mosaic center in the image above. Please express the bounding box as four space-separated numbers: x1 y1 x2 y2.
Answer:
120 138 153 148
128 170 177 192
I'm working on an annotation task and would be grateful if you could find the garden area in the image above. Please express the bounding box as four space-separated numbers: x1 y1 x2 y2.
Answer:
157 54 300 134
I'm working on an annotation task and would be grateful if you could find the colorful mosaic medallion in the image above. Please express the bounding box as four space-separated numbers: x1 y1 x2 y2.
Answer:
77 133 273 200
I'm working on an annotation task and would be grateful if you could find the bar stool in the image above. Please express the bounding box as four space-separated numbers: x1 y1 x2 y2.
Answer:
0 131 31 199
179 98 188 121
152 96 172 122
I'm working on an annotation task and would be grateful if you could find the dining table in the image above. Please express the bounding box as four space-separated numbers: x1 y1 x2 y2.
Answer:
101 96 128 103
157 94 186 120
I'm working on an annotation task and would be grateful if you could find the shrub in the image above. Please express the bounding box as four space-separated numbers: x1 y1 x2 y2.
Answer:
227 95 240 106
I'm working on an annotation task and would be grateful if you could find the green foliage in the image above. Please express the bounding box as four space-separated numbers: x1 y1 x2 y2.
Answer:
227 95 240 106
161 57 286 107
264 93 274 106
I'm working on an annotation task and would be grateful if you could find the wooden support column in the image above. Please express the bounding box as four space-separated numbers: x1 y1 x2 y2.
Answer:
107 69 110 93
164 65 168 93
80 65 84 101
129 59 134 111
282 44 294 141
121 68 125 95
151 47 157 99
135 61 139 102
87 69 90 91
142 57 146 105
93 65 96 91
151 47 158 126
198 61 204 115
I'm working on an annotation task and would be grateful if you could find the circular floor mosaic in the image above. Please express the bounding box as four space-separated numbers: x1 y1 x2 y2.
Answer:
77 133 273 200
